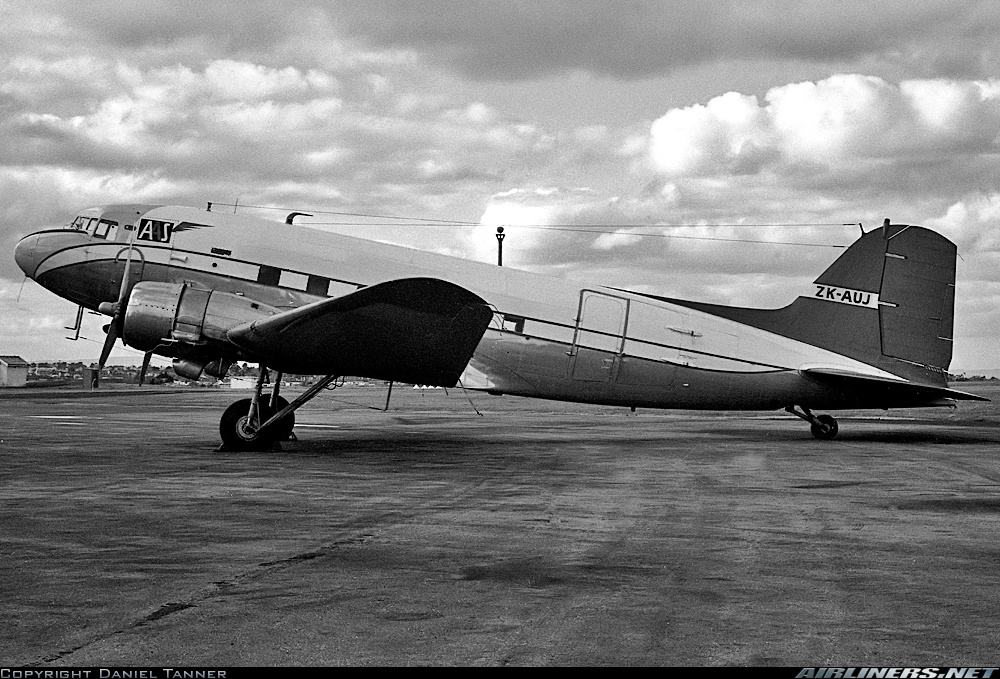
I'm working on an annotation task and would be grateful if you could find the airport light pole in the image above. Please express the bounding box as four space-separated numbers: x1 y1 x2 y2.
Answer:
496 226 505 266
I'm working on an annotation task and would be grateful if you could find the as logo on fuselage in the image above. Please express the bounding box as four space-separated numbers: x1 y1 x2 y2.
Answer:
136 218 174 243
812 284 879 309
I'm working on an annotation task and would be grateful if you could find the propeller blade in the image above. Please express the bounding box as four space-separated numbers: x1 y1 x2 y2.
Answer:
98 319 119 371
97 237 139 371
116 241 136 307
97 229 142 374
138 351 152 387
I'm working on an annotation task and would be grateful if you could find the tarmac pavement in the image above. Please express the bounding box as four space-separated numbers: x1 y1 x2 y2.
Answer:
1 383 999 666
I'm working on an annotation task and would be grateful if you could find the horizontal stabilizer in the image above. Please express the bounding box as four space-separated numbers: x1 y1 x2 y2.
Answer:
227 277 493 386
799 365 990 403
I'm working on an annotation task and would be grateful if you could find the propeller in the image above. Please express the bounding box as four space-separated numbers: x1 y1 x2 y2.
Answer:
97 233 139 372
138 351 153 386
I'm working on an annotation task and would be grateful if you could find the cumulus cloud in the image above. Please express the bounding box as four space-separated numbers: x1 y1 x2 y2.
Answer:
643 75 1000 256
592 230 643 251
650 75 1000 178
926 193 1000 266
0 51 571 196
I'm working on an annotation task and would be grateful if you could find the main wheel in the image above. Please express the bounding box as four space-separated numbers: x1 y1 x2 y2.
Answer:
810 414 839 440
220 398 280 450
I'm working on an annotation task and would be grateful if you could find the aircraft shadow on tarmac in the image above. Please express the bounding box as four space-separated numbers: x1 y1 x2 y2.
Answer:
706 423 1000 446
892 498 1000 513
461 557 570 589
824 430 1000 445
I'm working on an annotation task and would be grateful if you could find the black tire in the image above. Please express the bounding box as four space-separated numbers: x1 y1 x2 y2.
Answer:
219 398 279 450
810 414 839 440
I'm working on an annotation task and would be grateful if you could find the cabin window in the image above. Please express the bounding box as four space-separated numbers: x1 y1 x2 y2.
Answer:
279 270 309 291
257 265 281 286
502 314 526 334
327 280 358 297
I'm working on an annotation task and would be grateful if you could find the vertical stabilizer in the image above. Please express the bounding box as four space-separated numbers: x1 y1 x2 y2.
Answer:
806 222 956 372
662 221 958 385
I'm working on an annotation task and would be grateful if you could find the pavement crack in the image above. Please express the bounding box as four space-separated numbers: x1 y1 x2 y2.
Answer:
27 530 376 666
40 644 90 663
260 550 324 567
140 602 195 625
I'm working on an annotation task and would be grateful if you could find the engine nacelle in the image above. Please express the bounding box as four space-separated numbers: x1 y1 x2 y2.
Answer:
123 281 279 355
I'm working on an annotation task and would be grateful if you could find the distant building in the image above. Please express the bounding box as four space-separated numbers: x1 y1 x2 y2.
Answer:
230 376 256 389
0 356 29 387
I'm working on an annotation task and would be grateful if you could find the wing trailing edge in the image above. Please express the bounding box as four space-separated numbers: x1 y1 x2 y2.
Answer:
227 277 493 386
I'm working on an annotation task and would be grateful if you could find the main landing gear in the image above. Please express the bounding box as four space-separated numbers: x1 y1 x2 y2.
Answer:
785 405 839 440
219 366 339 451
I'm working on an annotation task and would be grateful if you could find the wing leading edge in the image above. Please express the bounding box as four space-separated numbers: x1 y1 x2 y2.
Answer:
227 277 493 386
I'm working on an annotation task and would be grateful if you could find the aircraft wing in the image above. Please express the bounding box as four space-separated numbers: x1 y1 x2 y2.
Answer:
227 277 493 386
799 365 990 403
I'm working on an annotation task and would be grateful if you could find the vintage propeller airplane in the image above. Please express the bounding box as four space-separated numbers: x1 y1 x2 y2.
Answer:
14 204 986 448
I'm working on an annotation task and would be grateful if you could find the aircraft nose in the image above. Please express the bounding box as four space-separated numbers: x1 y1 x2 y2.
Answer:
14 234 39 278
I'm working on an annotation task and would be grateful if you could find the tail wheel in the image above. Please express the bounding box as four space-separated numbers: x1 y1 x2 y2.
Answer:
220 398 279 450
810 414 839 440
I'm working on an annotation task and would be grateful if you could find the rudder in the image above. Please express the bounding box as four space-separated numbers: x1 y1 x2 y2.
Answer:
877 225 955 370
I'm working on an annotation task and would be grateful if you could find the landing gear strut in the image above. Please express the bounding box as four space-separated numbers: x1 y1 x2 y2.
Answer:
785 406 839 440
218 366 339 451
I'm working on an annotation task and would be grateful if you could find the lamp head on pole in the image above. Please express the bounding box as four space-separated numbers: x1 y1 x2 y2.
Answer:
495 226 505 266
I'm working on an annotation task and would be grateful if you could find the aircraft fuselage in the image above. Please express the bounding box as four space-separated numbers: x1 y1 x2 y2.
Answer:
14 205 961 414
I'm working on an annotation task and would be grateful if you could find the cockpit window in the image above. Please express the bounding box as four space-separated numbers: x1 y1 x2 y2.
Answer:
93 219 117 239
68 212 106 235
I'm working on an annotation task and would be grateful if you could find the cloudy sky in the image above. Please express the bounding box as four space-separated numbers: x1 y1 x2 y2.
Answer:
2 0 998 370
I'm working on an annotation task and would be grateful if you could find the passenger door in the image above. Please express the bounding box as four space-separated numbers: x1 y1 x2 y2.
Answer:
569 291 628 381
